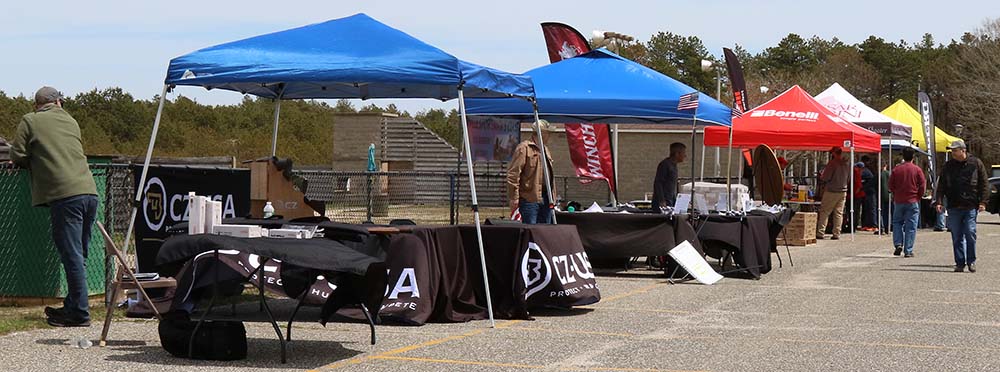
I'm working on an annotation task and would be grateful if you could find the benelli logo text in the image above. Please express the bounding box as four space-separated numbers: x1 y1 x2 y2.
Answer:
750 110 820 120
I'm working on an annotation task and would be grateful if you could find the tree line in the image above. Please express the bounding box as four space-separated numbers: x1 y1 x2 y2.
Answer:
2 18 998 166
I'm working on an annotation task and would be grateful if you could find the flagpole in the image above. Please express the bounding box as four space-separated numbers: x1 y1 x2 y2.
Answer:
688 94 699 212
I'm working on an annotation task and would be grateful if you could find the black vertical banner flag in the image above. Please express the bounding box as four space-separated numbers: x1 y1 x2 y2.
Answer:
723 48 749 117
918 91 937 193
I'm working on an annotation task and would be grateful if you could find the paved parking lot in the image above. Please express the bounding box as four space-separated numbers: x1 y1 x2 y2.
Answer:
2 217 998 371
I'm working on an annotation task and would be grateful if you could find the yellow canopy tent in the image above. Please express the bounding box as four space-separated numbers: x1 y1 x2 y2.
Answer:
882 99 962 153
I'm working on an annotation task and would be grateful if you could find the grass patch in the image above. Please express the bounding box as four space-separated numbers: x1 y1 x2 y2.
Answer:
0 302 121 336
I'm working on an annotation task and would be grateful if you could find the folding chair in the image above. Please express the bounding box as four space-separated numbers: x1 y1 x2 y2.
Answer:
96 221 177 347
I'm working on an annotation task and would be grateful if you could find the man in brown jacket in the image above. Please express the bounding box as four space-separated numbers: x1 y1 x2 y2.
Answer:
507 120 556 224
816 146 850 240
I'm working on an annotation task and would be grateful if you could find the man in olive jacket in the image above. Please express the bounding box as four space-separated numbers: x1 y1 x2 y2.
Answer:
10 87 98 327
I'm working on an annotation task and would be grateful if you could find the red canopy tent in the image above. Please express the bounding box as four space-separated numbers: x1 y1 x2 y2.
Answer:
704 85 879 240
704 85 880 152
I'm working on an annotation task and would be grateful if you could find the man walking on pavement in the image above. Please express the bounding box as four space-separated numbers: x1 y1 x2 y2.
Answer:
888 148 924 258
816 147 850 240
935 140 990 272
9 87 98 327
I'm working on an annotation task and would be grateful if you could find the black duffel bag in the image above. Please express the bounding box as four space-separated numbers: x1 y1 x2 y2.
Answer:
158 312 247 360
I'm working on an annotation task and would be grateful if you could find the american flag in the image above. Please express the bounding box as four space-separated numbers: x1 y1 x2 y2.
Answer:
677 92 699 111
732 104 744 118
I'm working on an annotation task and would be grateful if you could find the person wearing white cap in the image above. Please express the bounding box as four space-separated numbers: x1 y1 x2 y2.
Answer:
9 87 98 326
506 119 556 224
935 140 989 273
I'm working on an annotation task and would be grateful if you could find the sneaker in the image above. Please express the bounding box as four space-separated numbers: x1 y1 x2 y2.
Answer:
44 306 65 319
893 246 902 256
46 315 90 328
831 235 840 240
816 234 825 240
933 227 945 232
955 265 965 272
968 263 976 273
904 252 914 258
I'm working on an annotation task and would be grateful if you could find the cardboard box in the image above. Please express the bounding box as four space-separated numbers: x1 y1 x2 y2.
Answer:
266 228 305 239
204 200 222 234
187 193 206 235
212 224 263 238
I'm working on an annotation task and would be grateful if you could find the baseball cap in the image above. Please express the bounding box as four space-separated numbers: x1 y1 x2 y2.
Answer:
532 119 555 132
946 140 967 150
34 86 63 105
855 162 865 167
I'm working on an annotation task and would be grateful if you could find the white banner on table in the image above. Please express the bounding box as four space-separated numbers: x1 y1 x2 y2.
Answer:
668 240 723 285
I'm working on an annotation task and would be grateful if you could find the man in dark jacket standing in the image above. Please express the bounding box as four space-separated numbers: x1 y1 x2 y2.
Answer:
10 87 98 327
889 148 924 257
816 147 850 240
651 142 686 212
935 140 990 273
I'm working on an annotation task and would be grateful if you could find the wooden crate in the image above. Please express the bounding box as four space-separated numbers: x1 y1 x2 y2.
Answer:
780 212 817 246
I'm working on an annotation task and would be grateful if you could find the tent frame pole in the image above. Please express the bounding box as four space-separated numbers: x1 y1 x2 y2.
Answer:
122 84 169 260
700 141 706 182
458 89 496 328
532 106 557 224
877 149 882 236
688 105 699 212
612 124 619 206
726 127 734 210
850 146 855 241
270 89 284 157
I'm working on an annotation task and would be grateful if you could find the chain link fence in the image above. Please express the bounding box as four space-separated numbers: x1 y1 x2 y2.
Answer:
0 163 114 305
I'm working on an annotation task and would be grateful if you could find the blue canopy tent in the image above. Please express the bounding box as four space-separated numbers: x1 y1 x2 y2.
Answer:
126 13 534 333
465 48 732 211
465 49 731 125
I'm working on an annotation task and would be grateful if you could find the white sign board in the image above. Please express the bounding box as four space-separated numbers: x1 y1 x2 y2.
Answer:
668 240 723 285
673 194 691 214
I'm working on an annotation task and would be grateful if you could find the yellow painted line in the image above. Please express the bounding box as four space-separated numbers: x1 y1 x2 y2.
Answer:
598 282 665 303
311 320 522 370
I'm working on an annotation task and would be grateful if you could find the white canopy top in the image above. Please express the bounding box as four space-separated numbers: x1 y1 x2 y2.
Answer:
815 83 912 139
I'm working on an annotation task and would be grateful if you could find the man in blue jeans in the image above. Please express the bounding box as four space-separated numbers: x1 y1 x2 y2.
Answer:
888 148 924 257
935 140 990 273
10 87 99 327
507 120 556 224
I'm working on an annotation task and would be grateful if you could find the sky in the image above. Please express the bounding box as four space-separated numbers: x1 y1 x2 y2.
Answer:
1 0 996 115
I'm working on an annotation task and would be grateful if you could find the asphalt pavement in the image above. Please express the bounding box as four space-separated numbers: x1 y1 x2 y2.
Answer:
2 215 998 372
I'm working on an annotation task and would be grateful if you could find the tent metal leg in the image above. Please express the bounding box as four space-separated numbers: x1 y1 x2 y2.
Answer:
850 147 855 241
270 98 282 156
532 107 557 224
458 89 496 328
122 84 169 263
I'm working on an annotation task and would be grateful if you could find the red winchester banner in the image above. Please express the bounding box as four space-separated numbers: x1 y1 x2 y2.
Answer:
540 22 616 193
563 124 616 190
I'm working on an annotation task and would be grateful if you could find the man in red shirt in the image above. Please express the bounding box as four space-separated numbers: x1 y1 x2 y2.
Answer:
888 148 925 257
